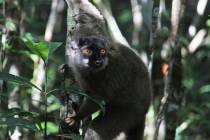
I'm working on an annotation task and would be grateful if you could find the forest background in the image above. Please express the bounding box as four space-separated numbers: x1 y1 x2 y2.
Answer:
0 0 210 140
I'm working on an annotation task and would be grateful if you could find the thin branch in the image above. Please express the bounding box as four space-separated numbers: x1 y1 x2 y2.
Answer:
65 0 104 21
154 0 184 140
161 0 183 59
130 0 143 46
154 90 169 140
188 0 208 37
94 0 130 47
188 29 207 53
150 0 160 47
171 0 182 39
45 0 65 41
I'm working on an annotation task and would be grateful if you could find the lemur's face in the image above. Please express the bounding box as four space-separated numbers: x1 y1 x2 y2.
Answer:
69 37 109 71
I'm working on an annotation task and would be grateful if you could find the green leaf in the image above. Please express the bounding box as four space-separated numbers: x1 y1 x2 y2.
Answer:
207 19 210 27
47 101 61 113
34 41 49 61
5 19 16 32
92 110 100 120
47 42 63 61
118 9 132 23
22 36 49 61
0 117 38 131
0 108 20 118
0 109 39 120
0 72 42 91
18 111 39 118
21 33 62 62
56 134 82 140
40 122 59 134
199 84 210 94
23 33 34 41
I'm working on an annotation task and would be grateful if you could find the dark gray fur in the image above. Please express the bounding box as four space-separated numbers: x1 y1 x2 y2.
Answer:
66 40 151 140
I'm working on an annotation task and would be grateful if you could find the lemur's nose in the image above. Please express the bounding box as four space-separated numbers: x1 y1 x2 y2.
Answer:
95 60 102 66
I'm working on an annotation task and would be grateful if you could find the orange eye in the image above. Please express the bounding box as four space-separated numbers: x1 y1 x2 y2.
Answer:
82 48 92 56
100 49 106 55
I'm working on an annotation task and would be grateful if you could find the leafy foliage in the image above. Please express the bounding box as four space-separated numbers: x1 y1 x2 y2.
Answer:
22 34 63 62
0 72 42 91
0 108 39 131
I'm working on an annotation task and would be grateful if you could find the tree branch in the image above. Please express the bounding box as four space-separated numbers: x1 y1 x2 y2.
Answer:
94 0 130 47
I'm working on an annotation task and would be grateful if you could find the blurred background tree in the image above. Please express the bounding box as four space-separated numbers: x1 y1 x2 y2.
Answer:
0 0 210 140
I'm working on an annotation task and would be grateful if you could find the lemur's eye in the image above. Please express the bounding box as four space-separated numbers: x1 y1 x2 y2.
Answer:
82 48 92 56
100 49 106 55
